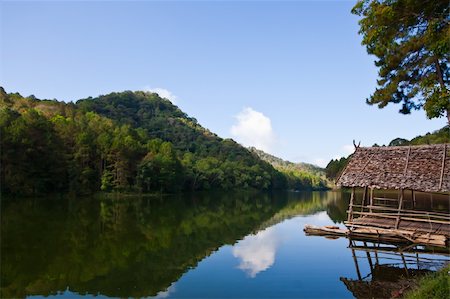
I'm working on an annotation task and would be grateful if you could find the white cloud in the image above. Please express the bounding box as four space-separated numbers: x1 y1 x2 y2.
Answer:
342 144 355 155
153 283 176 298
143 87 177 104
332 144 356 160
232 227 279 278
313 158 328 168
230 107 276 153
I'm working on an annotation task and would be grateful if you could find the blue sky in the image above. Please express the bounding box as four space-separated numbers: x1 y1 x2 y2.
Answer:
1 1 446 167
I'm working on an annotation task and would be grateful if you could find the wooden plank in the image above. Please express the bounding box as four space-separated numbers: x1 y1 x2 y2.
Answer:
349 211 450 226
362 205 450 218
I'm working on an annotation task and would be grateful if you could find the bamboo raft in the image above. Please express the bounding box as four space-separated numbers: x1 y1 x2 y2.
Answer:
304 223 448 247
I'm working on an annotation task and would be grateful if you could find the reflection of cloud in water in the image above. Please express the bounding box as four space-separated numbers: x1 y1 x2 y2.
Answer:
153 283 176 298
232 227 279 278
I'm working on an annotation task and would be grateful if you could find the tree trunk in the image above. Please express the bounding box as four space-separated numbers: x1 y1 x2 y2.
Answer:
435 58 445 89
434 58 449 125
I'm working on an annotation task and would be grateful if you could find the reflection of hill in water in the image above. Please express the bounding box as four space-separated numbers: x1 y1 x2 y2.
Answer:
1 190 351 298
1 191 289 298
259 191 349 229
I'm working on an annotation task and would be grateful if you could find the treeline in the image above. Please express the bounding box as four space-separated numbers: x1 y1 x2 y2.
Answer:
1 88 306 196
388 126 450 146
249 147 328 190
325 126 450 181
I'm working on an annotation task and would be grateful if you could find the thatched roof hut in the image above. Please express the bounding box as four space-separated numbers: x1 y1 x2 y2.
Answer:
337 144 449 193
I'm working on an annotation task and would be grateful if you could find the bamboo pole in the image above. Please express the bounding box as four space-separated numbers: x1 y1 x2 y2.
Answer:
400 252 409 277
363 241 374 272
354 204 450 218
361 186 367 213
348 210 450 225
347 187 355 222
351 248 362 280
369 188 374 213
439 144 447 191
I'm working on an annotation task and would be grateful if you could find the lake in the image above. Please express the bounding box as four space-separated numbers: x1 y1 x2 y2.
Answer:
1 191 448 298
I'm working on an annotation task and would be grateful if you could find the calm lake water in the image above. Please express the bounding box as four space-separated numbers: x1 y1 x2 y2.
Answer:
1 191 448 298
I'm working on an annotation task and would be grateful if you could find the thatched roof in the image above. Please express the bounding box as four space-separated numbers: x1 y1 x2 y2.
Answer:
337 144 450 193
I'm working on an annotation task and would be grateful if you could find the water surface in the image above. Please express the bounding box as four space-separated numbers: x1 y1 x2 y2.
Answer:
1 191 447 298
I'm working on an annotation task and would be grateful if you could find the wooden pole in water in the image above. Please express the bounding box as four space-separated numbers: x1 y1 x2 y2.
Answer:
412 190 416 209
348 187 355 223
395 189 404 229
351 248 362 281
363 241 374 272
400 252 409 277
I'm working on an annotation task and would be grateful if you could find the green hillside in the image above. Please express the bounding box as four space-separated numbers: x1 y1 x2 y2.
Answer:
1 88 294 195
249 147 329 190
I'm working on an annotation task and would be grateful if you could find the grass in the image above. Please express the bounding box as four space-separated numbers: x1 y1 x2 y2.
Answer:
405 265 450 299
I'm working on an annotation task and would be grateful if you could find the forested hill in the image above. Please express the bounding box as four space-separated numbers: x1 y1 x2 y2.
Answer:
250 147 325 176
1 88 297 196
249 148 329 190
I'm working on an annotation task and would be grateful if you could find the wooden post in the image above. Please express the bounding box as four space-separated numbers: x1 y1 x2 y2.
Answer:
431 193 433 209
439 144 447 191
347 187 355 223
412 190 416 209
361 186 367 213
369 187 374 213
363 241 374 272
400 252 409 277
351 248 362 281
395 189 404 229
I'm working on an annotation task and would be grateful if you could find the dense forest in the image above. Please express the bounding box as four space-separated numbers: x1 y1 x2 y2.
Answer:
325 126 450 181
249 147 328 190
0 88 328 196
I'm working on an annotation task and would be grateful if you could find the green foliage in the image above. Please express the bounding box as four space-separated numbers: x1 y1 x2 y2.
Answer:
405 265 450 299
352 0 450 121
249 147 329 190
2 89 325 195
388 126 450 146
325 157 349 181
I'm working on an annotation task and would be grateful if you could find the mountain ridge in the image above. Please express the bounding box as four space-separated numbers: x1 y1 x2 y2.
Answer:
1 88 329 195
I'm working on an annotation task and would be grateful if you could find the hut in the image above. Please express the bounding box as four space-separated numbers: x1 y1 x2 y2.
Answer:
336 144 450 247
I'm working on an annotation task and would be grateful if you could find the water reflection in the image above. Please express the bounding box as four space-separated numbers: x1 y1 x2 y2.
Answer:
0 190 377 299
232 227 279 277
341 239 449 299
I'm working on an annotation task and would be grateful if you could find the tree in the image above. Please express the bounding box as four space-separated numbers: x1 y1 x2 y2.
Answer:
352 0 450 123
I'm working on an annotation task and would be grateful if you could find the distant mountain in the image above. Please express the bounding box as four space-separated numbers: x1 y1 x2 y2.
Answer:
249 147 325 175
249 147 329 190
